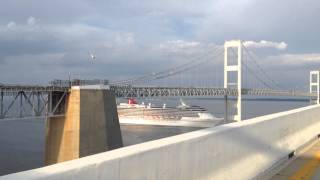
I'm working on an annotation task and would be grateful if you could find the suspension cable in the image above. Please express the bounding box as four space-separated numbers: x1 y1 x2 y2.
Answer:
111 46 223 85
229 47 274 89
241 43 282 89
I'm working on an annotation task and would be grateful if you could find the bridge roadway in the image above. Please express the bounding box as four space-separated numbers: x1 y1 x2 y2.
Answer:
0 84 313 97
111 86 314 97
271 138 320 179
0 84 68 94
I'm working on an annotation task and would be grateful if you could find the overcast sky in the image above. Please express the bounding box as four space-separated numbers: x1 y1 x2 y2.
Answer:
0 0 319 90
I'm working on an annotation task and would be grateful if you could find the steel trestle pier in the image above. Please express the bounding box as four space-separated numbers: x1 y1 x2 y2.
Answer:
0 84 68 119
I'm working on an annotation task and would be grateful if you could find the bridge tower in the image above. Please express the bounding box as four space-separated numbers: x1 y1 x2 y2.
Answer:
224 40 242 121
310 70 320 104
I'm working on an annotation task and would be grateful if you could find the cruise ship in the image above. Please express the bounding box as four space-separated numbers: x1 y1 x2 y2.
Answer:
117 98 217 121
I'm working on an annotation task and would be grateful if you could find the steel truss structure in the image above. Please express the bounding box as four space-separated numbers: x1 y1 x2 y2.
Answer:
110 86 314 98
0 85 69 119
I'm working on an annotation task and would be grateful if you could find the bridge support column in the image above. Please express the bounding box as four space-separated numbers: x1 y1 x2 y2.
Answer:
45 85 123 165
224 95 228 122
0 92 3 118
310 71 320 104
224 40 242 121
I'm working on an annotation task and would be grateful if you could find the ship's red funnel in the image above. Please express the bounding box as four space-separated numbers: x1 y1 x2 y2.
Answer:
128 98 137 104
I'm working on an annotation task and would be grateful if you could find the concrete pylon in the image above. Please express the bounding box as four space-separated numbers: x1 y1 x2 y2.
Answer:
45 85 123 165
224 40 242 122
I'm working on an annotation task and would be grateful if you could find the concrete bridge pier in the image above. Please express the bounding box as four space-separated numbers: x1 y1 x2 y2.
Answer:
45 85 123 165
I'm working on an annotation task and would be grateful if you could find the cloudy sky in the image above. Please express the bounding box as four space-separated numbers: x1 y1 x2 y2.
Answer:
0 0 319 90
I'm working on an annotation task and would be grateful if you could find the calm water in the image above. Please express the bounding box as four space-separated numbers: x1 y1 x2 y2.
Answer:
0 97 310 175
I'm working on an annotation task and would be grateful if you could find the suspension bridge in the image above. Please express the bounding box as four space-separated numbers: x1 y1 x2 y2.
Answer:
0 40 316 121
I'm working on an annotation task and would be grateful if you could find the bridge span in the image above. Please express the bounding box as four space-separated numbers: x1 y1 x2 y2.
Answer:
1 83 313 97
0 82 314 120
1 40 318 121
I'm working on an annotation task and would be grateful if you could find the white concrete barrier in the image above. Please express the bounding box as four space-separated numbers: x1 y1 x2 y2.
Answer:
2 105 320 180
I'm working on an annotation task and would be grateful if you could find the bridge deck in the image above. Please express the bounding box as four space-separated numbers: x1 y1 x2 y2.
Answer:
0 85 68 93
0 83 315 97
271 138 320 180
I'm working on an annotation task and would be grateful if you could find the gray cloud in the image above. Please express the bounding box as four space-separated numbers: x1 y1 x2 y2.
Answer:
243 40 287 51
0 0 319 91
